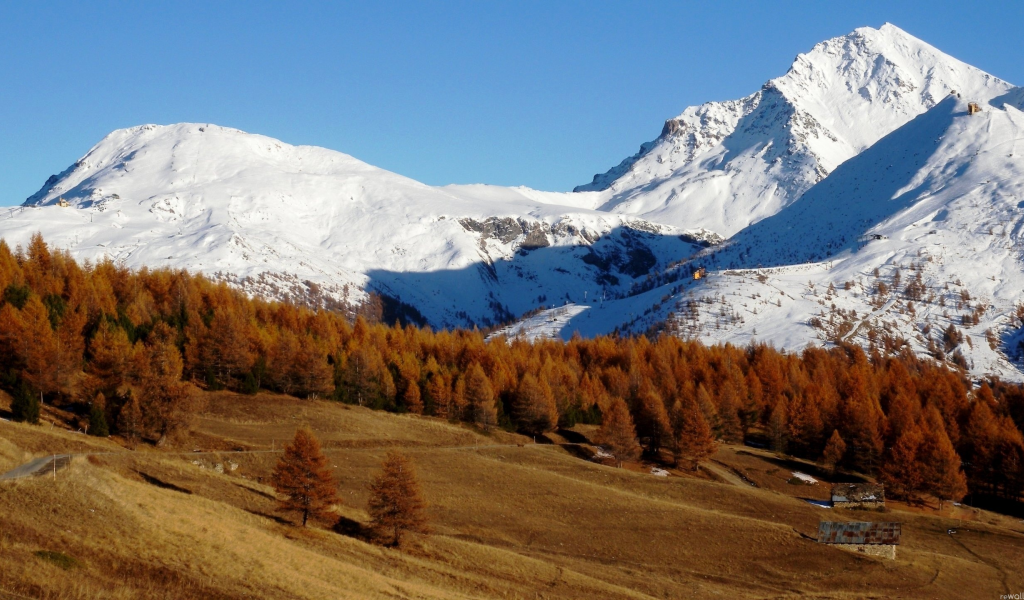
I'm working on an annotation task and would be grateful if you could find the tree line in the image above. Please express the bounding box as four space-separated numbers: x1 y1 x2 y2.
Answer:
2 234 1023 506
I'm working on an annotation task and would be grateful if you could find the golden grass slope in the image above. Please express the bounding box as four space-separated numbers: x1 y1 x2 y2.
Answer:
1 390 1021 599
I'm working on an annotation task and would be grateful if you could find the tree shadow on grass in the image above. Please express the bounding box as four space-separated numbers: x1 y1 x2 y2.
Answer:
244 509 292 526
556 428 591 444
135 470 192 495
735 450 871 485
232 481 277 501
333 516 374 542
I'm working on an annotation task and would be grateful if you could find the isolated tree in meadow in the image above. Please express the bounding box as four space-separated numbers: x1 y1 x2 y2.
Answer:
594 397 641 467
271 427 339 527
672 397 717 471
367 451 429 546
465 362 497 430
820 429 847 475
512 373 558 437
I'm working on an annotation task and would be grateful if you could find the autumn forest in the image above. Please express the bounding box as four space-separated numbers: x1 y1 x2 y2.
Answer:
2 234 1024 509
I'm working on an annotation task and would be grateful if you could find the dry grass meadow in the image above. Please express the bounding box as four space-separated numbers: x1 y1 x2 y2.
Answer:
1 390 1021 599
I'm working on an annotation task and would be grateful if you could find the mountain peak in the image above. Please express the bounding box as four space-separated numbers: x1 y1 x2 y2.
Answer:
574 23 1012 237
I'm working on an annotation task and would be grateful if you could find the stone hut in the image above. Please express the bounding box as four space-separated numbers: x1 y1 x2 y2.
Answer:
817 521 901 559
831 483 884 509
968 102 982 116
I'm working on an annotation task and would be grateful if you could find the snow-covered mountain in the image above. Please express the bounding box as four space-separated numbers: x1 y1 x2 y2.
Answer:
5 23 1024 380
576 23 1012 237
504 88 1024 380
6 123 699 327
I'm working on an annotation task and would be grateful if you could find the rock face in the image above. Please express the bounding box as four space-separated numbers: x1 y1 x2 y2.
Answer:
576 23 1012 237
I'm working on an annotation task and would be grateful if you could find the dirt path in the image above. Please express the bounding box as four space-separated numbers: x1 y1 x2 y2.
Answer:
705 460 752 487
948 530 1011 592
0 454 72 481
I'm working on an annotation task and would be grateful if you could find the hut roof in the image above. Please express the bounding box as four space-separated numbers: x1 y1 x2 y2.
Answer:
831 482 884 503
817 521 901 545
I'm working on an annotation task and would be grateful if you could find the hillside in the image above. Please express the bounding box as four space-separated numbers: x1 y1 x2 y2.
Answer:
3 23 1024 381
2 390 1021 599
4 123 697 329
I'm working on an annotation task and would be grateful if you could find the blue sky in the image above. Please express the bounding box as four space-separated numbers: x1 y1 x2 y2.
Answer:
2 1 1022 206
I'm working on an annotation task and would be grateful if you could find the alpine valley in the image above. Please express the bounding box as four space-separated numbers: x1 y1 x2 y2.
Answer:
6 23 1024 380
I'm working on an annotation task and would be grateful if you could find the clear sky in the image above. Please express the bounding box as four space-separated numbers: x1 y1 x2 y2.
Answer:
2 1 1022 206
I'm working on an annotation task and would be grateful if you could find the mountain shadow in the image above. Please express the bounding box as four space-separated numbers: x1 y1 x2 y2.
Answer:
363 225 703 329
697 95 960 271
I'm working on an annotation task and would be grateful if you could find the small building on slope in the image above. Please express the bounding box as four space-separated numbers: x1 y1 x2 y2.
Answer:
831 483 885 509
817 521 901 559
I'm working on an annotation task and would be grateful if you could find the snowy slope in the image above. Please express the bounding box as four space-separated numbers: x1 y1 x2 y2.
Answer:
576 23 1012 237
6 23 1024 381
509 89 1024 380
6 123 699 328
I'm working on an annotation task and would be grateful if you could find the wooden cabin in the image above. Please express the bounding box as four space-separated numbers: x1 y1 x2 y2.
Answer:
817 521 901 559
831 483 885 509
968 102 982 116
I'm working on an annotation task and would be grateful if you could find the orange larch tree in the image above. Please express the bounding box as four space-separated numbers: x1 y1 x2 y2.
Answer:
595 396 641 467
367 451 429 546
271 427 339 527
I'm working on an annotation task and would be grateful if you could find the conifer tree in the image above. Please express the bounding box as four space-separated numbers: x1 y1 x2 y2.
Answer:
402 379 423 415
633 384 672 455
821 429 847 475
271 427 339 527
118 392 143 449
769 398 789 454
133 324 199 445
879 426 924 502
367 451 429 546
673 397 717 471
594 397 641 467
512 373 558 437
88 394 110 437
10 380 39 424
919 408 967 509
465 362 497 429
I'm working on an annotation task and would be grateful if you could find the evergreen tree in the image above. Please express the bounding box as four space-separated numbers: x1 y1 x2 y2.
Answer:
271 427 339 527
10 380 39 424
88 394 110 437
241 371 259 395
594 397 641 467
367 451 429 546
